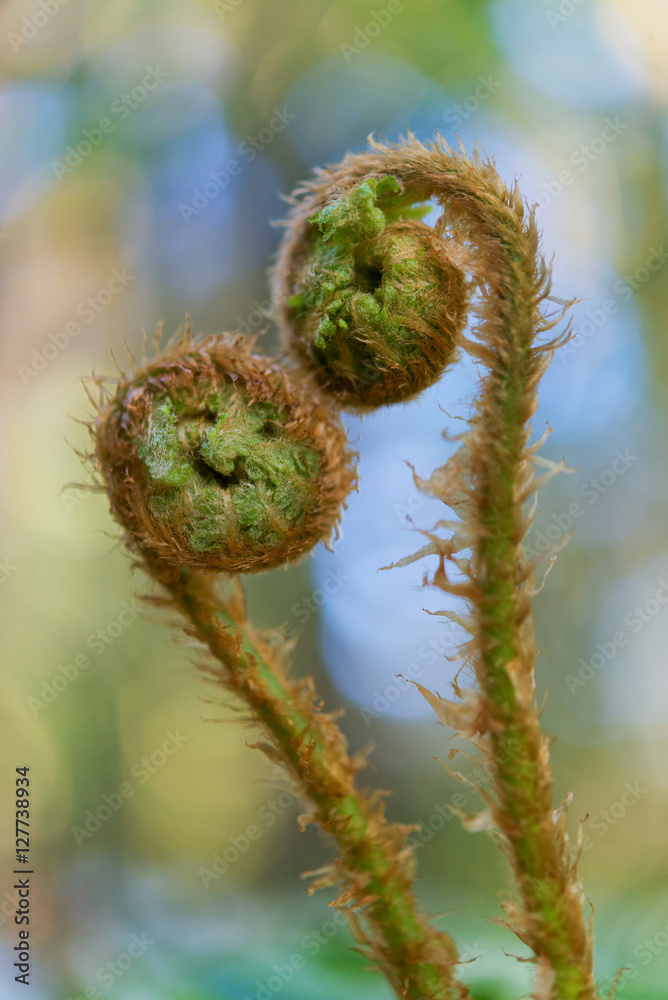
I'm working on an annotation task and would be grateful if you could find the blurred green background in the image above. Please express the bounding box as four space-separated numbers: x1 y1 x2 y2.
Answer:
1 0 667 997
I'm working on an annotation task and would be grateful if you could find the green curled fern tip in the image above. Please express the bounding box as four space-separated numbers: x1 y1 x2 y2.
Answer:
93 330 356 574
275 170 469 409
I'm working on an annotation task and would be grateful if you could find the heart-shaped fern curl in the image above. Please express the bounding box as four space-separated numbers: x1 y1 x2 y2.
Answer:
274 172 468 409
94 331 356 573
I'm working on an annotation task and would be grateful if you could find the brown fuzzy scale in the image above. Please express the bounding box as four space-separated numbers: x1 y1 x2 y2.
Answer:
94 331 356 574
273 173 469 411
278 135 598 1000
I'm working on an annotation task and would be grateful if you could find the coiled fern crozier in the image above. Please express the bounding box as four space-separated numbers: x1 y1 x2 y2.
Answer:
87 134 601 1000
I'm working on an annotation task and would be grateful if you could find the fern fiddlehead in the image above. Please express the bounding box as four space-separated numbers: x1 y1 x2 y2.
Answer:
94 331 354 572
275 171 468 408
274 134 597 1000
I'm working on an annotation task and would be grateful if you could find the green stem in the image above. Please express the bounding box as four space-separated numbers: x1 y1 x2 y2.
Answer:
475 283 596 999
148 557 469 1000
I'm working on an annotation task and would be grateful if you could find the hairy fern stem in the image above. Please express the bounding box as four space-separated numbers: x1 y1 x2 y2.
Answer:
144 555 470 1000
